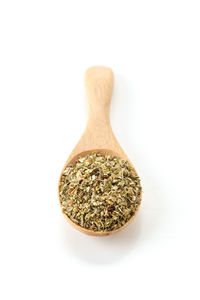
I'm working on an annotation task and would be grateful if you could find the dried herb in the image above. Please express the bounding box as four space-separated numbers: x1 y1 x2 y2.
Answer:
59 153 141 232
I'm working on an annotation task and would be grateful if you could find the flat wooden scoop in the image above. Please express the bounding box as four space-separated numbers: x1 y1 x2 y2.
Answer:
59 66 141 236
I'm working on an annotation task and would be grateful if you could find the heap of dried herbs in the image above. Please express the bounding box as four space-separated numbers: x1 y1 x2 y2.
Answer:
59 153 142 232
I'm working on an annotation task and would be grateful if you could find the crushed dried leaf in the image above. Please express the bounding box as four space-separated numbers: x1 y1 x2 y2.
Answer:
59 153 141 231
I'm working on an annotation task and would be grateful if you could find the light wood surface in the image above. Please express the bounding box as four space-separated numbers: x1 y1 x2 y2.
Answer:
58 66 141 236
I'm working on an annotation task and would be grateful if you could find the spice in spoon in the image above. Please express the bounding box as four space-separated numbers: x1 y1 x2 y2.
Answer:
59 153 142 232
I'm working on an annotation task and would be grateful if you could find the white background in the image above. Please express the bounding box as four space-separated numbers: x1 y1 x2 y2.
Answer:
0 0 200 299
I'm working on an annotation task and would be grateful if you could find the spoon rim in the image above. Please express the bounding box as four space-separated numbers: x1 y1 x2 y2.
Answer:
58 149 142 236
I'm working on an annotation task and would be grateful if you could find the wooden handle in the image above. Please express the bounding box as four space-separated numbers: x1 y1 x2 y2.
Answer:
84 66 114 125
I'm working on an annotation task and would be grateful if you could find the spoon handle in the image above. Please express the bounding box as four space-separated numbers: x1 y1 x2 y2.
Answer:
65 66 128 165
84 66 114 126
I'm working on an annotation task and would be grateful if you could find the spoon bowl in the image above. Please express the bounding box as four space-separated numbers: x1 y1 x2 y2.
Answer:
58 66 142 236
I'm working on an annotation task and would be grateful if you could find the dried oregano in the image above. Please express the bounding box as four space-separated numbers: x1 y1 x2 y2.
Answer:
59 153 142 232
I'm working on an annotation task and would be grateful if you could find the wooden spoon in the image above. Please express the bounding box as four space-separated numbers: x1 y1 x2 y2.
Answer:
58 66 141 236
